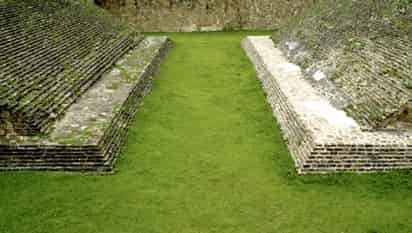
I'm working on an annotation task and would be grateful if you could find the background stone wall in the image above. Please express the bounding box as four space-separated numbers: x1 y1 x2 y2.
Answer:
96 0 312 32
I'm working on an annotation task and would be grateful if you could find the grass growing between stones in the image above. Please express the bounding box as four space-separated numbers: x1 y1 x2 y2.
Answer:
1 32 412 233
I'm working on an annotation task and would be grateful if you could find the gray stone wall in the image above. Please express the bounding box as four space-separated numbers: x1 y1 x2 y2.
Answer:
243 36 412 174
97 0 312 32
0 37 172 173
276 0 412 130
0 0 143 136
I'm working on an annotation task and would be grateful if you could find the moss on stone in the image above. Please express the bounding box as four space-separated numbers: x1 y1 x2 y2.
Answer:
275 0 412 130
0 0 144 136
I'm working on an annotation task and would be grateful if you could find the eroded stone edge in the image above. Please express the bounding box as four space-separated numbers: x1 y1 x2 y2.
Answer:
242 36 412 174
0 36 174 173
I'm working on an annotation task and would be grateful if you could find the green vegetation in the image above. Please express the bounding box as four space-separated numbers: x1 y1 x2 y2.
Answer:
1 32 412 233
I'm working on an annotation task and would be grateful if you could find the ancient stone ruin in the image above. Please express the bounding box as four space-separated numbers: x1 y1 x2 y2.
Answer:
96 0 313 32
1 0 411 174
243 0 412 173
0 0 172 172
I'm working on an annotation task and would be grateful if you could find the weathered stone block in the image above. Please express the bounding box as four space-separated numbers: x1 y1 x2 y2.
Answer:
243 36 412 174
0 37 173 173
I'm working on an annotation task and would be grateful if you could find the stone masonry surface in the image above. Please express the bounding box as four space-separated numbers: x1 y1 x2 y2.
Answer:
97 0 312 32
0 0 143 136
276 0 412 130
0 37 173 173
243 36 412 174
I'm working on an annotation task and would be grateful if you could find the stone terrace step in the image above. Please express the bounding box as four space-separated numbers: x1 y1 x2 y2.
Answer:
0 37 173 173
243 36 412 174
0 0 143 136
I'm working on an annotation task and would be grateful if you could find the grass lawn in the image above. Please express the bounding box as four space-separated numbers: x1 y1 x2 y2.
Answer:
1 32 412 233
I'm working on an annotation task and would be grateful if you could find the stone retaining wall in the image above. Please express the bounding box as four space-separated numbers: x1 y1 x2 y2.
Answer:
0 0 143 136
0 37 173 173
276 0 412 130
97 0 312 32
243 36 412 174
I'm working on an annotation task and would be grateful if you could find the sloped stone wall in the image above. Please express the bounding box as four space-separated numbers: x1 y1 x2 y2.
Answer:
243 36 412 174
0 37 172 173
276 0 412 130
97 0 312 32
0 0 143 136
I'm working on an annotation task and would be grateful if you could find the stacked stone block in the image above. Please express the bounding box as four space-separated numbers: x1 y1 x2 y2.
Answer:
276 0 412 130
0 37 173 173
243 36 412 174
0 0 143 135
339 38 412 128
96 0 313 32
0 0 173 173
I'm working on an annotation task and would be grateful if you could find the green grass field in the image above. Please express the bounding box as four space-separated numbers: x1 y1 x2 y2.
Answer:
1 32 412 233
